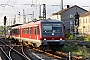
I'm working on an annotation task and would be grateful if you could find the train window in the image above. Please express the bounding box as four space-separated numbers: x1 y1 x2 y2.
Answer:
22 28 24 34
12 29 19 34
24 28 26 34
25 28 27 34
43 26 52 30
29 27 32 34
12 29 14 34
27 27 29 34
34 27 36 34
25 28 29 34
16 29 19 34
42 23 63 36
37 26 40 34
22 28 25 34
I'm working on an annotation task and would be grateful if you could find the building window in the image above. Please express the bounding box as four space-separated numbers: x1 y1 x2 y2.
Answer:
79 19 81 23
89 18 90 23
83 18 85 23
86 18 87 23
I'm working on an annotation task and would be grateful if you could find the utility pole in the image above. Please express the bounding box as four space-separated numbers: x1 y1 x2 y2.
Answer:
32 11 34 19
13 18 16 24
18 12 20 23
61 0 63 10
43 4 46 19
39 5 41 17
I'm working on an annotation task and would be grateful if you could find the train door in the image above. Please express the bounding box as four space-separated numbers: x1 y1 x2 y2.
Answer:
36 26 40 40
34 26 40 40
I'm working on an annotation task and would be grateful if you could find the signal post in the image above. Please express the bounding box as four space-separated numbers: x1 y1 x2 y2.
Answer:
74 12 79 41
4 16 7 41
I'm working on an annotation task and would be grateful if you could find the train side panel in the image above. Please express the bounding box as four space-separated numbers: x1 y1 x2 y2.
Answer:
20 22 42 47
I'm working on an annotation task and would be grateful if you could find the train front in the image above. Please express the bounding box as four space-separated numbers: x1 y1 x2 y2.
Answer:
41 21 65 51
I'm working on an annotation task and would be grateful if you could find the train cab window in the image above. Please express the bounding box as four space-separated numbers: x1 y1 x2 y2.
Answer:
37 26 40 34
34 27 36 34
29 27 32 34
42 23 63 36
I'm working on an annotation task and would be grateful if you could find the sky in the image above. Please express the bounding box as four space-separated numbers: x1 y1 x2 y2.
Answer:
0 0 90 25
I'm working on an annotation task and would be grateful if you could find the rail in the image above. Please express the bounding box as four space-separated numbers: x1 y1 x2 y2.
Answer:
0 39 31 60
0 47 12 60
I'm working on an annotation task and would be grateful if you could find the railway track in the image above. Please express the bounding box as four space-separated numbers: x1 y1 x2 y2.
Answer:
0 38 31 60
0 38 87 60
25 47 84 60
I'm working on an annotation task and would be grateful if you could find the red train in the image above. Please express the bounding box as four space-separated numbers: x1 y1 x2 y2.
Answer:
11 19 65 51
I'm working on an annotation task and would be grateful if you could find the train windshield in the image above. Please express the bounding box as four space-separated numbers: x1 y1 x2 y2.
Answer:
42 22 63 36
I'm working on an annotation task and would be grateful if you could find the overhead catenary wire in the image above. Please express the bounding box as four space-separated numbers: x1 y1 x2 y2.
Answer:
1 0 11 16
12 0 18 14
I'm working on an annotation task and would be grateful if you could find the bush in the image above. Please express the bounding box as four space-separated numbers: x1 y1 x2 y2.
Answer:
68 34 74 40
61 43 78 52
76 36 86 41
65 33 71 38
85 36 90 42
65 33 87 40
65 33 74 40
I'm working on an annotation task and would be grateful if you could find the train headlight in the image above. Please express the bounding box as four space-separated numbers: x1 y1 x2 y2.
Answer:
60 38 62 40
52 33 54 35
44 38 46 40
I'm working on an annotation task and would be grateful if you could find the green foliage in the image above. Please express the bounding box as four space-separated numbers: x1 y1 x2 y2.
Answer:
0 26 3 35
65 33 74 40
68 34 74 40
73 46 90 57
61 43 78 52
85 36 90 42
64 33 90 57
65 33 70 38
76 36 86 41
62 44 90 57
65 33 86 40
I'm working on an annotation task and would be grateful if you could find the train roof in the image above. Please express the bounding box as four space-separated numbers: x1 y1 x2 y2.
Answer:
11 19 63 29
11 24 22 27
11 24 22 29
33 18 62 23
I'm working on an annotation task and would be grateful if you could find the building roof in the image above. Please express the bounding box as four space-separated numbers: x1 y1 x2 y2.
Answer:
80 11 90 17
51 5 88 15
